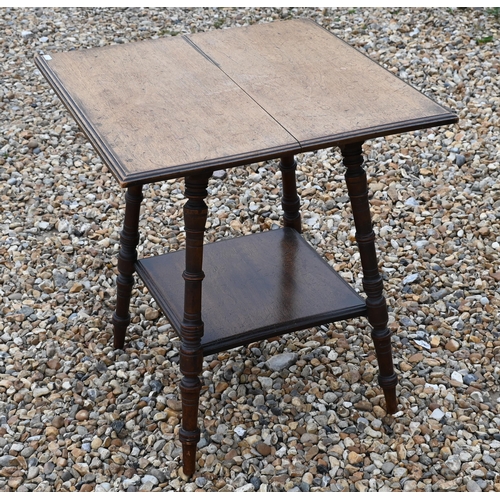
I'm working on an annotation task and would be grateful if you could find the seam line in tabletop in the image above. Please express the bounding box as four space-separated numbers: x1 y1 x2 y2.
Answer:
182 35 221 68
182 35 303 151
34 53 301 188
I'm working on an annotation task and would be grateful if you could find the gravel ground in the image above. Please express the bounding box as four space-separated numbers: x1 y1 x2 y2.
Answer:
1 6 500 492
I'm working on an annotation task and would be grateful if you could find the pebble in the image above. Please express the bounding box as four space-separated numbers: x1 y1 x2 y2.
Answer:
266 352 298 371
348 451 364 465
141 475 159 486
234 426 247 437
33 387 50 398
144 307 160 321
482 454 496 467
212 170 227 180
455 154 466 167
445 456 462 474
381 462 395 475
75 410 89 421
236 484 255 492
255 442 273 456
467 481 482 493
429 408 444 422
0 5 498 494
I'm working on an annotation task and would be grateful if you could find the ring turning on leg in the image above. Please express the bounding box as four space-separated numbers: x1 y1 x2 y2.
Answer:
112 185 143 349
340 142 398 414
179 172 211 475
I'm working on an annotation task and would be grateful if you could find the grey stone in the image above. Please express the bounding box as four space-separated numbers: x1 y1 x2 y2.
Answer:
356 417 369 431
455 154 466 167
431 289 449 301
27 466 40 480
210 434 224 444
445 455 462 474
82 473 96 483
33 387 50 398
300 433 318 444
141 474 159 486
249 476 261 490
234 426 247 437
466 480 482 492
95 483 112 492
470 391 483 402
381 462 396 475
365 427 382 438
0 455 16 467
404 197 419 207
258 376 273 391
195 477 207 487
476 480 488 490
236 484 255 492
463 374 477 385
147 468 167 483
123 476 140 488
323 392 338 404
430 408 445 420
403 480 418 491
482 454 497 467
266 352 298 371
212 170 227 180
393 467 408 478
253 394 265 406
139 482 154 492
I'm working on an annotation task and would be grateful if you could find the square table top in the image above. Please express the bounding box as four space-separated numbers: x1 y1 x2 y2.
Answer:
35 18 458 187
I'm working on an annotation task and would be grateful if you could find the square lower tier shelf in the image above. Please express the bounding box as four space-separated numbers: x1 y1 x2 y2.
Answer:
135 227 367 355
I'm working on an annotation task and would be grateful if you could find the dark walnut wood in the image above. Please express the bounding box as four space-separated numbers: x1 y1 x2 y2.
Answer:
135 227 366 356
112 185 143 349
341 142 398 413
280 155 302 233
178 172 211 477
34 18 460 476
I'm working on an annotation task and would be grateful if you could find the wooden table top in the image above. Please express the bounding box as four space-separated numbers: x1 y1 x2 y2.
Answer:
36 19 457 187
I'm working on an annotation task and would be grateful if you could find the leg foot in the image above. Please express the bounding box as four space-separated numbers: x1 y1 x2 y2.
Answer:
179 377 202 476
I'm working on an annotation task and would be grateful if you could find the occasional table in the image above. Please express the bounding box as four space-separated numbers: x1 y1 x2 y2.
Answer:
35 18 458 476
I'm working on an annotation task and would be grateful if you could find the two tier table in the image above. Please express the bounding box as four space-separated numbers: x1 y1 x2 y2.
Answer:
36 18 458 476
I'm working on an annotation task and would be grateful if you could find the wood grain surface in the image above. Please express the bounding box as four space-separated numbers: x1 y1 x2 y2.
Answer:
135 228 367 355
35 19 458 186
36 36 297 186
190 19 457 149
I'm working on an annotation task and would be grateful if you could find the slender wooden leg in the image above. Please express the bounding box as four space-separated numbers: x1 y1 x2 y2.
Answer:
340 142 398 414
279 155 302 233
112 185 143 349
179 172 210 476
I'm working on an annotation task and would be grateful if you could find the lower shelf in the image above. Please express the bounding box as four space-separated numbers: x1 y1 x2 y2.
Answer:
135 227 367 355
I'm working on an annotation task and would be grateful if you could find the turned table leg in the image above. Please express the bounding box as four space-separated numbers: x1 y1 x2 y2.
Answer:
112 185 143 349
340 142 398 414
179 172 211 476
279 154 302 233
